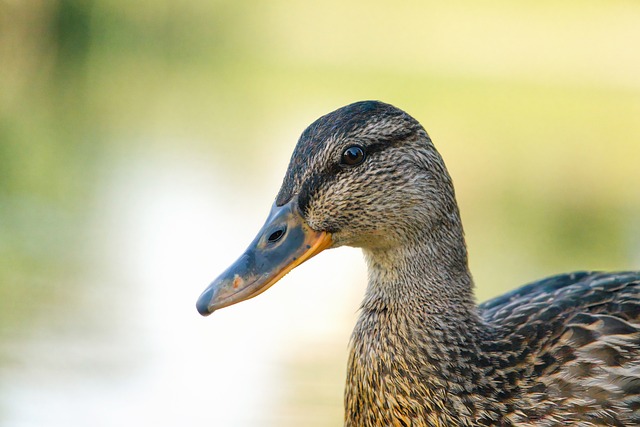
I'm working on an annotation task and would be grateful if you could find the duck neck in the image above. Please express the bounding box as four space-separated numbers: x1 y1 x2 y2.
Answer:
345 223 495 426
363 219 477 319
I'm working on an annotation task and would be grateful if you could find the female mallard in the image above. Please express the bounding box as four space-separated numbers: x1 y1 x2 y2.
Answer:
196 101 640 426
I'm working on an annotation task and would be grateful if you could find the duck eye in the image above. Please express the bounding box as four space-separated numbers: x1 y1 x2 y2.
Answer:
341 146 366 166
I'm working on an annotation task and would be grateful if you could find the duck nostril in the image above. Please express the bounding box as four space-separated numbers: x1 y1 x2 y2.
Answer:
267 227 286 243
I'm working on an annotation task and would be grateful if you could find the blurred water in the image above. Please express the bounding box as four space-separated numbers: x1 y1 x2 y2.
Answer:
0 144 364 426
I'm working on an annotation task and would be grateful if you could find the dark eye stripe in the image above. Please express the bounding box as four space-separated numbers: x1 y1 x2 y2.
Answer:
363 141 391 157
338 141 394 166
299 130 417 215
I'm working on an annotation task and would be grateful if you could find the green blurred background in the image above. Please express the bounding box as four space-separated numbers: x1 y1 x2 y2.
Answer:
1 0 639 425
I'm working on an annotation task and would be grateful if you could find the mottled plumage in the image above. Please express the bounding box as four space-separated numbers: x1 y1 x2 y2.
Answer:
198 101 640 426
346 270 640 426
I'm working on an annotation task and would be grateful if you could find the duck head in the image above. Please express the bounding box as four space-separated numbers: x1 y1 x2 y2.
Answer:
196 100 460 315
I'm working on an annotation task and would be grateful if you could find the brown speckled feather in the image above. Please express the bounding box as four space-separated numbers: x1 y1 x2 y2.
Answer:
481 272 640 425
345 271 640 426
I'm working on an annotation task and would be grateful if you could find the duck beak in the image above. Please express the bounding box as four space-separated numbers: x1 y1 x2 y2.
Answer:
196 199 333 316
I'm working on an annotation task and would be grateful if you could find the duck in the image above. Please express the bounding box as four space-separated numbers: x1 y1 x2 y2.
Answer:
196 100 640 426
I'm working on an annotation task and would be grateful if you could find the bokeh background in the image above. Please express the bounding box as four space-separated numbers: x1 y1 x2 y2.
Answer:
1 0 639 425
